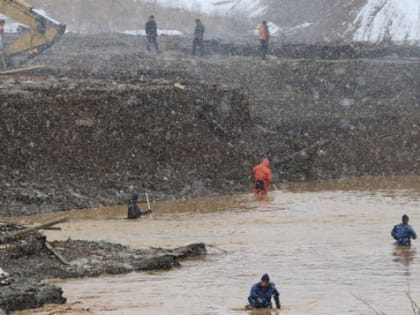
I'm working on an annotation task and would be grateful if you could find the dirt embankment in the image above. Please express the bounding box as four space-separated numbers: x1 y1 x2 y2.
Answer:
186 56 420 180
0 75 252 216
1 34 420 215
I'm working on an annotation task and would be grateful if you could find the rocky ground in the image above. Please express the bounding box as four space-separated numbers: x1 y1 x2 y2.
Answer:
1 34 420 216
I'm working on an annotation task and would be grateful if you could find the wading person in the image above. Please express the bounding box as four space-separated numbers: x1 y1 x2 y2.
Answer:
391 214 417 246
192 18 205 56
247 274 281 310
0 19 6 69
145 15 160 54
258 20 270 60
127 193 151 219
253 158 272 195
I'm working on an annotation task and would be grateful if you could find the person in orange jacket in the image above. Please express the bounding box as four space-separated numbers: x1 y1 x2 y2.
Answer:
258 20 270 60
0 19 6 69
253 158 273 195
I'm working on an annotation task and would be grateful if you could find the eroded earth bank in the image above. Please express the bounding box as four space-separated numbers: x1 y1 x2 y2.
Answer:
2 35 420 216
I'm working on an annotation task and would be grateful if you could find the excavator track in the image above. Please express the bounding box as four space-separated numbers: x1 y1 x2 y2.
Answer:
0 63 42 74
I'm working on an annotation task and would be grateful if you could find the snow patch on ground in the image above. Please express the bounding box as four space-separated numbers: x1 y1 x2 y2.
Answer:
254 22 312 37
123 29 184 36
149 0 266 17
352 0 420 43
253 21 281 36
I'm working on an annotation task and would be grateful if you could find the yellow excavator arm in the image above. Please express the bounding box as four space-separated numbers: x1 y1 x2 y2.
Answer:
0 0 65 67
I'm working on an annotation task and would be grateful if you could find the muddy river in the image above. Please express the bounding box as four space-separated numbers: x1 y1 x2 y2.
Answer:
14 177 420 315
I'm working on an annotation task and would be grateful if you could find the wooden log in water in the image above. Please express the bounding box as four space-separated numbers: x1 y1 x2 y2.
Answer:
45 242 71 265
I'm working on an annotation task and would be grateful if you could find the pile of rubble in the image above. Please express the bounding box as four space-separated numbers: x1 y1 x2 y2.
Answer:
0 267 13 286
0 218 207 313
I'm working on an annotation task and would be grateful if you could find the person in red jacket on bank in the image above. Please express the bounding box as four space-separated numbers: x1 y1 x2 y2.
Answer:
258 20 270 60
0 19 6 69
253 158 273 195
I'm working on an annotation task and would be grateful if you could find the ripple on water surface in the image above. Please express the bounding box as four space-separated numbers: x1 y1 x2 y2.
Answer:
12 177 420 315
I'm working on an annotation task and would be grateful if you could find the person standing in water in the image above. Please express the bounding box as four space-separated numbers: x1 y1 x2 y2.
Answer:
253 158 273 195
391 214 417 246
247 273 281 309
127 193 151 219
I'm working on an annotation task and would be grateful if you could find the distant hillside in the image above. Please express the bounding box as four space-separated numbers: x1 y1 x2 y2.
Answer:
21 0 420 44
155 0 265 17
158 0 420 45
351 0 420 43
245 0 420 44
27 0 250 36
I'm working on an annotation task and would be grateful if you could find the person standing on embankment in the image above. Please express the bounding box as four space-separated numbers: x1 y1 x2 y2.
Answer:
253 158 273 195
192 18 205 56
145 15 160 54
258 20 270 60
0 19 6 69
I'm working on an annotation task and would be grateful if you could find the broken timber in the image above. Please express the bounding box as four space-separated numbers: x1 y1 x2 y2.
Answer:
45 242 71 265
0 217 67 244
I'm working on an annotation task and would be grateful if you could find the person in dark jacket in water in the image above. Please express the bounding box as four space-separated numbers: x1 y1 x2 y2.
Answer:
127 193 151 219
247 274 281 309
391 214 417 246
145 15 160 53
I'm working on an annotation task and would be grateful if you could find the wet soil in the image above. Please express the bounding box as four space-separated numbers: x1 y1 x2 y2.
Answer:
1 34 420 216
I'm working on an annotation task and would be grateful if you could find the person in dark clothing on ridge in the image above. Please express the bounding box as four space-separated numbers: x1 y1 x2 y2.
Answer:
192 18 205 56
247 274 281 310
127 193 151 219
0 19 5 49
258 20 270 60
145 15 160 53
0 19 6 69
391 214 417 246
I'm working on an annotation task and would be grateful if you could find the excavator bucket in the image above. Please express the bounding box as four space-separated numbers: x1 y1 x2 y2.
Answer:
0 0 65 70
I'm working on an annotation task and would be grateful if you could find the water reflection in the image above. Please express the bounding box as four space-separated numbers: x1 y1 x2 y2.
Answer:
249 310 280 315
233 307 280 315
392 247 416 269
253 195 274 212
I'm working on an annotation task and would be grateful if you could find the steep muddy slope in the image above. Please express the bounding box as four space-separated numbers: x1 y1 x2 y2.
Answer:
2 34 420 216
0 76 252 216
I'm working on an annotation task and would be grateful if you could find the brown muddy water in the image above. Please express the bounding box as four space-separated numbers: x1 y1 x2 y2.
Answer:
12 177 420 315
